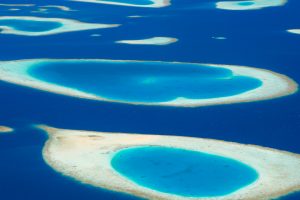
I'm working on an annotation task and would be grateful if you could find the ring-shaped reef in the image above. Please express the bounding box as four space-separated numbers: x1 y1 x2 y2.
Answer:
38 125 300 200
0 59 297 107
216 0 287 10
70 0 170 8
0 16 119 36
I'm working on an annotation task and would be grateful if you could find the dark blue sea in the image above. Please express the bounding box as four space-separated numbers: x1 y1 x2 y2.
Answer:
0 0 300 199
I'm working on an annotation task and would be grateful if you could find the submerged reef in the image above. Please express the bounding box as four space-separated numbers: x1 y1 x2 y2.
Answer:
116 37 178 45
0 16 119 36
70 0 170 8
0 59 297 107
38 125 300 200
216 0 287 10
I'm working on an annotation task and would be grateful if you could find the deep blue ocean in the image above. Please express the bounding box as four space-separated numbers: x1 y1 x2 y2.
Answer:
0 0 300 199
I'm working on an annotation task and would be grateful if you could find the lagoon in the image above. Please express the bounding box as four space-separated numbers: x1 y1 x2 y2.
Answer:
0 19 62 32
111 146 258 197
28 60 261 103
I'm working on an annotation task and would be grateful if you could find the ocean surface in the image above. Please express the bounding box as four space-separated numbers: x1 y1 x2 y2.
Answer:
0 0 300 199
111 146 258 197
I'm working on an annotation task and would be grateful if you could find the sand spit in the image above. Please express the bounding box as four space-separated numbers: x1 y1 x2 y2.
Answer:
0 16 119 36
116 37 178 45
287 29 300 35
216 0 287 10
0 59 297 107
70 0 170 8
0 126 13 133
38 125 300 200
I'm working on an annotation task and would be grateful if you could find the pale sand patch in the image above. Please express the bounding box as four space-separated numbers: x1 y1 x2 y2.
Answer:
0 59 297 107
216 0 287 10
287 29 300 35
70 0 170 8
38 125 300 200
0 16 119 36
39 5 75 11
0 126 13 133
116 37 178 45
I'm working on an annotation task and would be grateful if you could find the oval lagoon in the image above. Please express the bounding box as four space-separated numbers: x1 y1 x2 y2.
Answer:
111 146 258 197
28 60 261 102
0 19 62 32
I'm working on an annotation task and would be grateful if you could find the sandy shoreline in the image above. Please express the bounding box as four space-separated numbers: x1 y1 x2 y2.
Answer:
38 125 300 200
0 59 297 107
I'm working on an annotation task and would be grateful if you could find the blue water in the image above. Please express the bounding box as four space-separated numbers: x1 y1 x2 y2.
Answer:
0 19 62 32
29 60 261 102
0 0 300 199
101 0 152 5
112 146 258 197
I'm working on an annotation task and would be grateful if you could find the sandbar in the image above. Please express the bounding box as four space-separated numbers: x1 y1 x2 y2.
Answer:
38 125 300 200
287 29 300 35
0 16 119 36
70 0 170 8
0 126 13 133
116 37 178 45
39 5 75 12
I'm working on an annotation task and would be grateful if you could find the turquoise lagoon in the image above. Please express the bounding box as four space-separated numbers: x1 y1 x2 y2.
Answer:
28 60 262 103
111 146 258 197
0 19 62 32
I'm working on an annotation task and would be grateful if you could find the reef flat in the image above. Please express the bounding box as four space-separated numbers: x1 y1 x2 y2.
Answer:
70 0 170 8
216 0 287 10
116 37 178 45
0 16 119 36
0 59 297 107
38 125 300 200
0 126 13 133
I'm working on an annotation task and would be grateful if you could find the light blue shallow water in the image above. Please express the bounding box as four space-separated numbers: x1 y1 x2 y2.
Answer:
28 60 262 103
111 146 258 197
0 19 62 32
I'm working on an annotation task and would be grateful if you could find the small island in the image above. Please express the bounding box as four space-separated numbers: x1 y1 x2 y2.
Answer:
38 125 300 200
0 126 13 133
